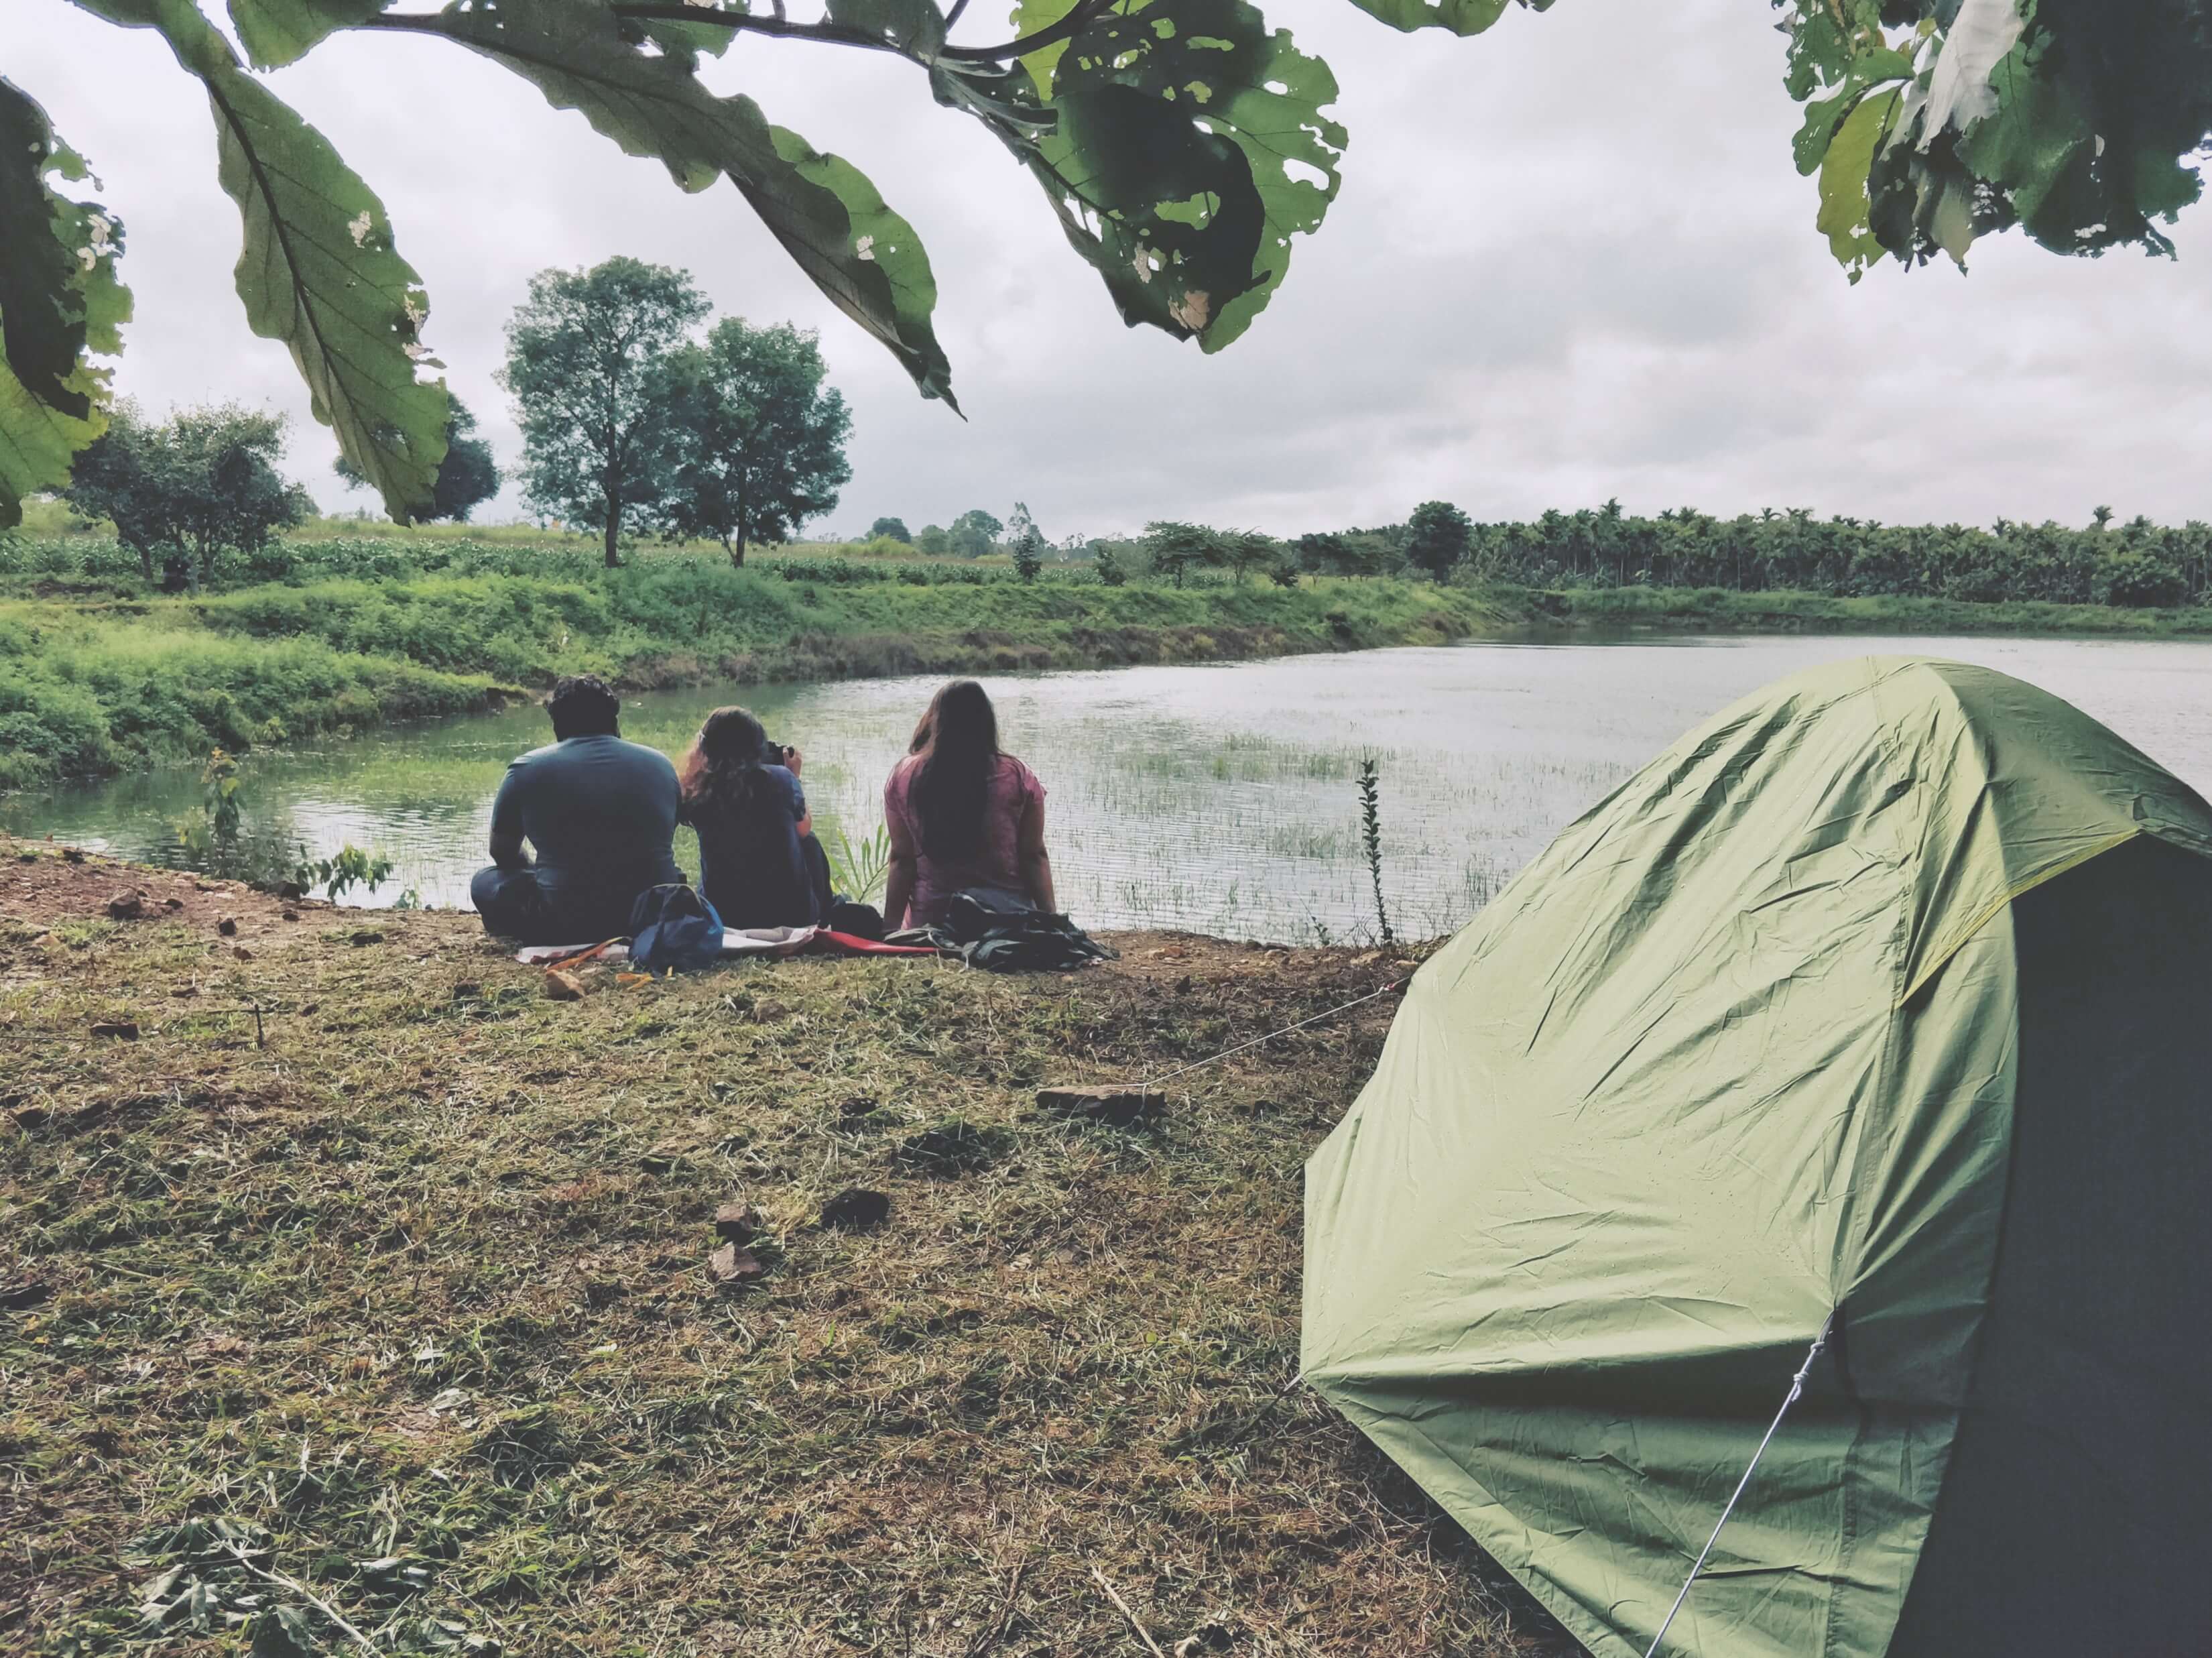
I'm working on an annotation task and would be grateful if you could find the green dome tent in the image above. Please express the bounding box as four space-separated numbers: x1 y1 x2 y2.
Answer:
1302 658 2212 1658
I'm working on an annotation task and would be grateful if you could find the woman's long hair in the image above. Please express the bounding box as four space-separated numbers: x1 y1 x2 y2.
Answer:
907 680 1000 859
679 705 784 849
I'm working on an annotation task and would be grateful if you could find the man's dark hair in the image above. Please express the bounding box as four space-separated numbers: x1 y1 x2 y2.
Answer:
546 674 621 739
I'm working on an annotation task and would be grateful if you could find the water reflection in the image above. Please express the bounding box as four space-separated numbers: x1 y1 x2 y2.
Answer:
9 634 2212 941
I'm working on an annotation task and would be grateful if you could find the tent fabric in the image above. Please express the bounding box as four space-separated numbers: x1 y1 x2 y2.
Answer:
1300 657 2212 1658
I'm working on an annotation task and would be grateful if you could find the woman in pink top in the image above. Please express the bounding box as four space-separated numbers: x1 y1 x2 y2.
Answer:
883 680 1055 929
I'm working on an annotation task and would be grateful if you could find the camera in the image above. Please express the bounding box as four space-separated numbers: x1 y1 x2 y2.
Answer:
760 736 794 768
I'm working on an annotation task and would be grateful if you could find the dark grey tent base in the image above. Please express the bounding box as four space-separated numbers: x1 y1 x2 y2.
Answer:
1890 837 2212 1657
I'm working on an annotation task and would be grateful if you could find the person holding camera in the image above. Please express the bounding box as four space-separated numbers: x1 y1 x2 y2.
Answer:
677 705 833 929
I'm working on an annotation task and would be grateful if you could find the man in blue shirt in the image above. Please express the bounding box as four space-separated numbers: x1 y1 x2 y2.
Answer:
469 675 685 943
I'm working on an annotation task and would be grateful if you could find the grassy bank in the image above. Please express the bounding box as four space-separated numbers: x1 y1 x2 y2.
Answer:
0 540 1499 788
0 845 1571 1657
1503 584 2212 636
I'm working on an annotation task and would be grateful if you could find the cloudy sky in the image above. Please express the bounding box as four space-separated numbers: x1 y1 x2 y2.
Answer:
9 0 2212 540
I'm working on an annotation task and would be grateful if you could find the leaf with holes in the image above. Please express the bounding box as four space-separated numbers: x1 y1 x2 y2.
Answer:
418 0 953 406
0 77 128 523
1339 0 1552 35
67 0 448 518
953 0 1342 351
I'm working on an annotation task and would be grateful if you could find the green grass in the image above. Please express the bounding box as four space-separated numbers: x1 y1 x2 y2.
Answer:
0 846 1565 1657
1502 584 2212 636
0 535 1501 787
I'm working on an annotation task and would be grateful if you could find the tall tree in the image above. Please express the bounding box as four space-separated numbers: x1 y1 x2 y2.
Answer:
1008 501 1045 583
869 516 911 544
1142 520 1225 588
334 394 500 522
500 258 708 568
1221 528 1278 584
1406 499 1473 581
656 317 852 567
915 524 951 556
64 402 307 589
950 508 1003 559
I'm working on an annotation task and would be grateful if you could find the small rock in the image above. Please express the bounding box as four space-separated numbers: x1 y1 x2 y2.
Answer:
714 1200 762 1244
819 1188 890 1232
543 968 585 1001
232 945 255 961
162 896 184 911
708 1243 765 1285
61 847 84 864
350 929 384 947
194 880 225 892
90 1020 139 1041
275 880 306 900
839 1094 875 1119
450 982 481 1000
217 916 239 937
281 908 300 922
29 933 56 949
1037 1086 1162 1128
105 890 145 921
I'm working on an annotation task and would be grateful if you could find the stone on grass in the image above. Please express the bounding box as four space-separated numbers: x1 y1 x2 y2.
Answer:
106 890 145 921
218 916 239 937
709 1243 765 1285
90 1020 139 1040
714 1201 762 1243
1037 1086 1162 1128
543 968 585 1001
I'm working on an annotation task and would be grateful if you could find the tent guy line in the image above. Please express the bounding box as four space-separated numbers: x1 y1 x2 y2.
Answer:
1645 1313 1837 1658
1142 978 1407 1093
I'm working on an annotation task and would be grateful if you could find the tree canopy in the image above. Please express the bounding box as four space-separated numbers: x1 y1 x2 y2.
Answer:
4 1 2210 528
869 516 912 544
500 258 710 568
64 401 306 588
657 316 853 565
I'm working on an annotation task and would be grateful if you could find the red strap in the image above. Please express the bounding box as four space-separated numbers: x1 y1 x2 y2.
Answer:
814 931 938 957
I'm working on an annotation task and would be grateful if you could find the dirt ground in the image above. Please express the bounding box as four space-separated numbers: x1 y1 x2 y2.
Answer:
1 840 1578 1658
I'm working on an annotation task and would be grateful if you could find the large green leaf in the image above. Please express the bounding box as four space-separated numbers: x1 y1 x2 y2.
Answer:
229 0 396 68
1783 0 2212 272
949 0 1343 352
0 358 101 528
70 0 448 518
1817 86 1900 279
0 76 129 523
210 68 450 516
409 0 954 406
826 0 948 57
1338 0 1550 36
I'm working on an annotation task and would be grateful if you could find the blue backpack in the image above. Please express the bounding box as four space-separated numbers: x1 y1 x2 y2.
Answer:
629 884 725 973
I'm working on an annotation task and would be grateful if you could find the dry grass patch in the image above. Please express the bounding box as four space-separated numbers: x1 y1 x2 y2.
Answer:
0 844 1575 1657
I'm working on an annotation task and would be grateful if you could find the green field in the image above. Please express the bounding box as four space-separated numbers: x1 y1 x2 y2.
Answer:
0 530 1499 789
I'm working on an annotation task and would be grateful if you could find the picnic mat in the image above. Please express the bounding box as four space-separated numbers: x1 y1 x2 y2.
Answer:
515 927 934 967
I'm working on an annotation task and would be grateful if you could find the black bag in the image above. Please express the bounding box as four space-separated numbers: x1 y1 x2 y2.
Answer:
627 884 725 973
826 899 887 941
942 887 1113 973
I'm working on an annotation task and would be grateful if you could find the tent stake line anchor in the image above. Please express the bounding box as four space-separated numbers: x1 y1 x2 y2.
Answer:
1644 1312 1835 1658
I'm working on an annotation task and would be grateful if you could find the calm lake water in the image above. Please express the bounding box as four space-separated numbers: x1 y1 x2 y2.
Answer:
10 634 2212 941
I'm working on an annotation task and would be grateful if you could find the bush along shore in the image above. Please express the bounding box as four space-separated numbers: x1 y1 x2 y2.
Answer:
0 536 1498 789
1496 583 2212 636
0 842 1575 1657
